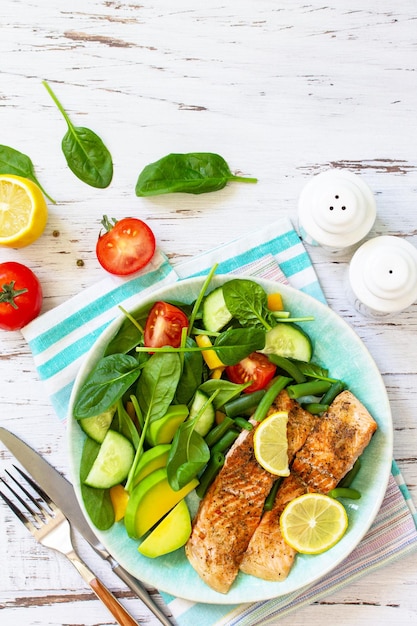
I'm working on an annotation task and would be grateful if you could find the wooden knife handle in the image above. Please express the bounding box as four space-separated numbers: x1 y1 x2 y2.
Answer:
90 576 140 626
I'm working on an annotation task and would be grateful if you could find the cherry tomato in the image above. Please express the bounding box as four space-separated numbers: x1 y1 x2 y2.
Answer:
0 262 43 331
144 301 189 349
226 352 276 393
96 216 156 276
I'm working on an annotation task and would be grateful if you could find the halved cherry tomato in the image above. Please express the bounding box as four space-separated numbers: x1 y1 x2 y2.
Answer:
144 301 189 349
96 216 156 276
0 262 43 331
226 352 276 393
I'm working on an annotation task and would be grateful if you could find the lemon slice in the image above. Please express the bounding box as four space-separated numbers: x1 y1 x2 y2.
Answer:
280 493 348 554
253 410 290 476
0 174 48 248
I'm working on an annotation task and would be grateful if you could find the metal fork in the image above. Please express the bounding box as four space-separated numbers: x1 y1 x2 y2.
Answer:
0 466 141 626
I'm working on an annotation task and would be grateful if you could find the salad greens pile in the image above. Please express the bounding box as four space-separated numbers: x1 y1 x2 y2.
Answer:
72 270 350 536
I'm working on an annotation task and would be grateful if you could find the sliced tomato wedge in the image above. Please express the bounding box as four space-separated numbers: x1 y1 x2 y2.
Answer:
96 216 156 276
226 352 276 393
144 301 189 349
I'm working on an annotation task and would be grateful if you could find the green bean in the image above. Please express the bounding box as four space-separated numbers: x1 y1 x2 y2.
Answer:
321 379 346 406
267 355 306 383
286 379 332 400
211 428 240 455
263 478 283 511
328 487 361 500
301 402 329 415
224 390 265 418
253 376 292 422
195 451 225 499
204 416 235 447
338 458 361 488
233 417 254 431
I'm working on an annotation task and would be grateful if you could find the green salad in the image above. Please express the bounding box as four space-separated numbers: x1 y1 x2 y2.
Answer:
72 269 351 557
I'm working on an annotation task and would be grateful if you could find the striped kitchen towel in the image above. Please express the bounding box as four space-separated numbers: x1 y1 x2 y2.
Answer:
22 216 417 626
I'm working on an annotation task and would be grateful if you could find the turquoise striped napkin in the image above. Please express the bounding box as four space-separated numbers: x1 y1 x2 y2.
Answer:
22 217 417 626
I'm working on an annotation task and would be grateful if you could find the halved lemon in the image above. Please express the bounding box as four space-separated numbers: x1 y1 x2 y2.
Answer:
253 410 289 476
280 493 348 554
0 174 48 248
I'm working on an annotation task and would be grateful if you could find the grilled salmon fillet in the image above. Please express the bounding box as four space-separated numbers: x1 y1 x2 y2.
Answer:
185 390 318 593
240 391 318 580
240 390 377 582
185 422 276 593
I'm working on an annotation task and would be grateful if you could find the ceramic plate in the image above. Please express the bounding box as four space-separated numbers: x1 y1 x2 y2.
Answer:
68 275 393 604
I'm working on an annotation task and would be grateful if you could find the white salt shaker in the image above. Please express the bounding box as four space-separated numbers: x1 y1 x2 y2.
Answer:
348 236 417 317
298 170 377 254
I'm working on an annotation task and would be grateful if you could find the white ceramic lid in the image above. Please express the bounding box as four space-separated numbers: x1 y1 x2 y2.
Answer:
349 236 417 313
298 170 377 248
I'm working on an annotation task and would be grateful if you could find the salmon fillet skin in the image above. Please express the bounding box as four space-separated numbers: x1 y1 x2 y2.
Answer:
240 390 378 582
185 421 276 593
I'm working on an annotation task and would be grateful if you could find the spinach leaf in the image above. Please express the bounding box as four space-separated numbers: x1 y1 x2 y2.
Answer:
0 144 55 203
73 354 142 419
213 327 265 365
80 437 114 530
175 337 203 405
223 279 274 330
113 398 141 449
166 419 210 491
125 352 182 492
292 359 339 382
137 352 181 424
135 152 257 196
43 81 113 188
198 379 250 408
104 318 144 356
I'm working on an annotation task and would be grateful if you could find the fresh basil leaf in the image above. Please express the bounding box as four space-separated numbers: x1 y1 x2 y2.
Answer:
223 279 274 330
73 354 141 419
80 437 114 530
137 352 181 424
213 327 265 365
43 81 113 188
0 144 55 203
135 152 257 196
166 420 210 491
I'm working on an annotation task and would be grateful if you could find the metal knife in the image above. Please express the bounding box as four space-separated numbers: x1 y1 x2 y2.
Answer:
0 427 174 626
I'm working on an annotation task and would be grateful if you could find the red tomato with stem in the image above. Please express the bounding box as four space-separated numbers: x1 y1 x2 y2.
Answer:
0 262 43 331
144 301 189 349
96 216 156 276
226 352 276 393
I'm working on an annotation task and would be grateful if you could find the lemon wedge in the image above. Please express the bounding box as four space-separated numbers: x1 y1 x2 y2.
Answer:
0 174 48 247
253 410 290 476
280 493 348 554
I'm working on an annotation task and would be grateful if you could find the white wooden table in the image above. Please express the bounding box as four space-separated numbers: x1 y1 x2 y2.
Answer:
1 1 416 624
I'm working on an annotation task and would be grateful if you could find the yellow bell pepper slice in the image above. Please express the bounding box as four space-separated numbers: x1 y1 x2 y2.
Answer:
109 484 130 522
195 334 225 370
267 292 284 311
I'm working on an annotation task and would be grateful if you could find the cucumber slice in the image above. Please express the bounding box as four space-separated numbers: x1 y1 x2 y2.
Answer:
261 323 313 362
188 390 215 437
84 430 135 489
79 406 116 443
202 286 233 332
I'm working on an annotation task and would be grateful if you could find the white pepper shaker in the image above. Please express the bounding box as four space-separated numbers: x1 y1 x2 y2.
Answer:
298 170 376 254
348 236 417 317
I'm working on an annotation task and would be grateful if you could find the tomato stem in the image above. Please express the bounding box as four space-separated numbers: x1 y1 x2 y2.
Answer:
0 281 28 309
100 215 118 232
